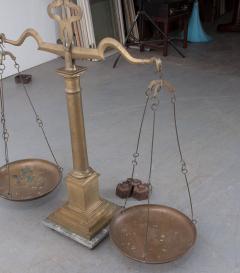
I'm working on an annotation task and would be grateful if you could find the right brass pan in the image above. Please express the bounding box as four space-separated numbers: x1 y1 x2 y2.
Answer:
110 204 197 263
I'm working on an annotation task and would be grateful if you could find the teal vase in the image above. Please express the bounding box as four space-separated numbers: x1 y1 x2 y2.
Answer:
188 0 213 43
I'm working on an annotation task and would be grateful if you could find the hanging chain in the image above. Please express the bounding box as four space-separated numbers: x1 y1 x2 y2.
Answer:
171 93 196 223
0 44 11 197
122 95 149 209
143 93 159 259
13 61 63 173
122 79 163 209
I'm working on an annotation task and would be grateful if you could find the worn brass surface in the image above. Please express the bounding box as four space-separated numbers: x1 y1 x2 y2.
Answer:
47 171 117 239
58 67 90 173
0 159 61 201
110 205 197 263
0 0 162 241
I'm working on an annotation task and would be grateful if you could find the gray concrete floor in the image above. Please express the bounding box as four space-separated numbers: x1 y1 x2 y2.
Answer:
0 27 240 273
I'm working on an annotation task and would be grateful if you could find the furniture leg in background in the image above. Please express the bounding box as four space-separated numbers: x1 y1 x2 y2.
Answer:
218 0 240 32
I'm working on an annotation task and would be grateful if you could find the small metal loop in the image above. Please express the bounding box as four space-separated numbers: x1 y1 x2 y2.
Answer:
133 152 139 158
0 33 6 45
181 168 188 175
181 160 188 174
192 219 198 225
180 159 185 164
132 159 138 167
0 44 4 54
151 103 158 112
148 184 153 194
0 63 5 71
145 88 151 98
0 53 5 65
150 97 160 112
36 116 44 128
58 166 63 173
171 94 176 104
146 80 162 99
14 63 20 71
3 130 9 142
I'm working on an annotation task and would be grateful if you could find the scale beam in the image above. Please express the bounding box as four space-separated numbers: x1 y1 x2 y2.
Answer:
0 31 161 71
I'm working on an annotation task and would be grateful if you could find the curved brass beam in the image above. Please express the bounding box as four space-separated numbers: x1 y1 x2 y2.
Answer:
0 29 65 57
0 30 162 72
72 37 162 72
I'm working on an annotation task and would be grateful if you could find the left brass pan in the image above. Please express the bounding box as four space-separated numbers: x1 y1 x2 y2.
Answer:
0 159 62 201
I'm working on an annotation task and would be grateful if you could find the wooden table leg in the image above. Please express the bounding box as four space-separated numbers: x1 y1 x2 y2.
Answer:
163 21 168 56
183 15 188 48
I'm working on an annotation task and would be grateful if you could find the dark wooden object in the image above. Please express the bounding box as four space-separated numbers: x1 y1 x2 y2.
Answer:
144 0 191 56
15 74 32 84
198 0 235 23
218 0 240 32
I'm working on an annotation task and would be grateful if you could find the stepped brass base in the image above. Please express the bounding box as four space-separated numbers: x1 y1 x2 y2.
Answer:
43 203 113 249
45 171 118 247
43 219 110 249
46 199 117 240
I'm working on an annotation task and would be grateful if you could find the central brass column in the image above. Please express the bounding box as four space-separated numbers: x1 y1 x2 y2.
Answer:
46 66 117 247
64 67 90 174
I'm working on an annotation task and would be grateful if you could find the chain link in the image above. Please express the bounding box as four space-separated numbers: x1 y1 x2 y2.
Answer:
121 96 149 209
171 93 196 223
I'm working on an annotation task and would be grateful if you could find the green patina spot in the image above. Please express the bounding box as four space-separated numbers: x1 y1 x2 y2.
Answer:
13 167 34 184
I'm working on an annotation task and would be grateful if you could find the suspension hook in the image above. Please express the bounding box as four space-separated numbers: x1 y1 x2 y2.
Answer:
0 33 5 42
0 34 6 52
146 80 163 98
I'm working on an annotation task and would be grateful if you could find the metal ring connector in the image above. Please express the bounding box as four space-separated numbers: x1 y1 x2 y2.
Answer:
0 63 6 71
0 33 6 44
14 63 20 71
181 168 188 175
132 159 138 166
192 219 198 225
171 95 176 104
133 152 139 158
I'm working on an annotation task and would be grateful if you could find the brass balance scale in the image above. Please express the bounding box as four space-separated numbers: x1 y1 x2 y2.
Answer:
0 0 196 263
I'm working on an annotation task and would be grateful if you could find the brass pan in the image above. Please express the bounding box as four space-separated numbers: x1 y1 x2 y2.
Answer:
110 204 197 263
0 159 62 201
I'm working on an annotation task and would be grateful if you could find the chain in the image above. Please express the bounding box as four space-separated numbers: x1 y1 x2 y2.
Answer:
122 80 163 209
122 95 149 209
0 50 11 197
171 94 196 223
13 61 63 173
143 94 159 259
